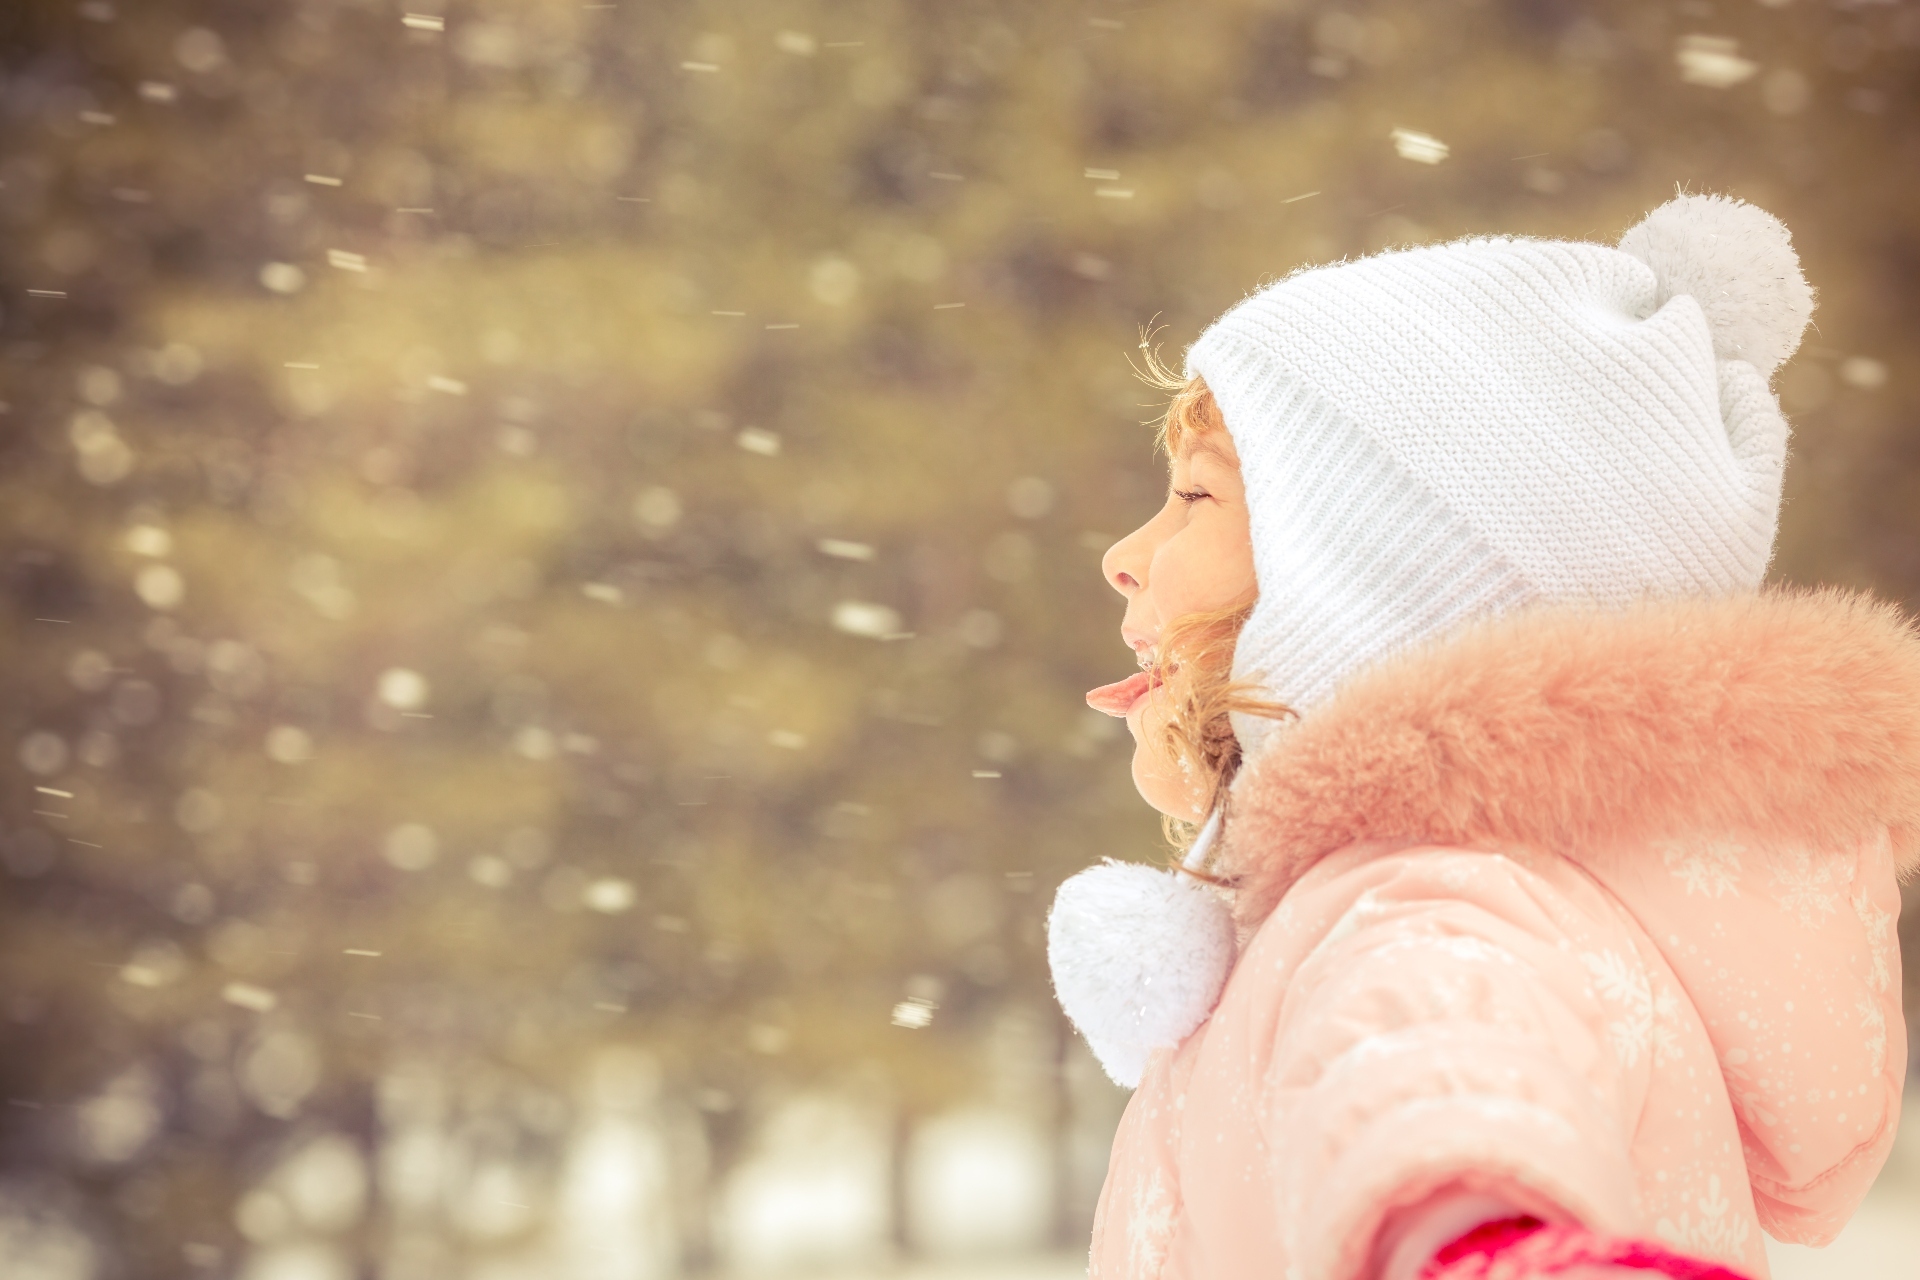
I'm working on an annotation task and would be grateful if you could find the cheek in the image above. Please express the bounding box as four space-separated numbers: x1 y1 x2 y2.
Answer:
1150 529 1253 620
1142 548 1202 627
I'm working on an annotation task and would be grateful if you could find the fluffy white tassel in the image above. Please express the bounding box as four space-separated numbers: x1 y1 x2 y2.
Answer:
1617 192 1814 377
1046 814 1236 1088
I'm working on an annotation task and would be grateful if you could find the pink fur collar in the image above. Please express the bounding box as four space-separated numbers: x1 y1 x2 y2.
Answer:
1221 589 1920 930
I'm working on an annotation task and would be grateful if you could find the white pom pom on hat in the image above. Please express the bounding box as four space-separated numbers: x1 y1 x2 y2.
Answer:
1617 191 1815 377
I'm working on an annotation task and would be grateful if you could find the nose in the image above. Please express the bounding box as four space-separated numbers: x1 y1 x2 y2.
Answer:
1101 527 1148 598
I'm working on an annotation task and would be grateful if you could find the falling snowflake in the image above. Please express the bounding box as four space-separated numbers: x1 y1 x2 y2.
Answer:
1674 35 1758 89
1389 127 1449 164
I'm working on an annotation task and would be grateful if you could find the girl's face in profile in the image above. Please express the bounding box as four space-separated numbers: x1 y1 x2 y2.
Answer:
1093 428 1257 821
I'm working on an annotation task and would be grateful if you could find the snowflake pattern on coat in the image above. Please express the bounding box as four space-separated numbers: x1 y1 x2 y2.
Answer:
1845 832 1899 1079
1655 838 1743 898
1655 1175 1752 1259
1767 845 1842 929
1856 896 1894 995
1580 949 1682 1070
1857 997 1889 1078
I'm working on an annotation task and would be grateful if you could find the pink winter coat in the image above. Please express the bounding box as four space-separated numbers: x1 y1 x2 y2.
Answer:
1089 591 1920 1280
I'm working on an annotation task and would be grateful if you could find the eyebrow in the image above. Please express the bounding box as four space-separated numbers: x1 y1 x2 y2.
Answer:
1179 436 1235 466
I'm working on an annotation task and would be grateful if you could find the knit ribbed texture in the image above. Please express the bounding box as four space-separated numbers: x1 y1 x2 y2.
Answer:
1186 215 1802 751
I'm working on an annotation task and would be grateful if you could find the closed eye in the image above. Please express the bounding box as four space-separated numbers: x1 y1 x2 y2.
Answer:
1172 488 1210 504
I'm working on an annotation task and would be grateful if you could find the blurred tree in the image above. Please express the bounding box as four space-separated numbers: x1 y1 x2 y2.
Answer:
0 0 1916 1274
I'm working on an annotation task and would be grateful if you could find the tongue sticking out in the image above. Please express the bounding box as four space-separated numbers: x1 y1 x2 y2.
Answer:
1086 670 1152 717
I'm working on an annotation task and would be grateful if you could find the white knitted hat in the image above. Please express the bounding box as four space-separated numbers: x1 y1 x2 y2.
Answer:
1185 193 1815 754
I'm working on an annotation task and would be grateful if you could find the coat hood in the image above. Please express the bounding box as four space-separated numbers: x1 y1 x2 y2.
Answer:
1222 588 1920 927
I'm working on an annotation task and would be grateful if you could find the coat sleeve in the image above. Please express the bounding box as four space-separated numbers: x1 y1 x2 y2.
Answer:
1255 848 1647 1280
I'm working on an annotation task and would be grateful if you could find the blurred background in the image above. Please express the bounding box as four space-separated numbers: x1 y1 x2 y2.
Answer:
0 1 1916 1278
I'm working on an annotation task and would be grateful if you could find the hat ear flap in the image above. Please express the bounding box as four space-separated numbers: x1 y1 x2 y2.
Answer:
1717 359 1790 573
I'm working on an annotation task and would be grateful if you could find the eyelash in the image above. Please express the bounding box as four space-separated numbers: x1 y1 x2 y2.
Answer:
1173 488 1209 504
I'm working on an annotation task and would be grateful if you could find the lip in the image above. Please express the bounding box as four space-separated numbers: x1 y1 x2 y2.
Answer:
1087 670 1156 718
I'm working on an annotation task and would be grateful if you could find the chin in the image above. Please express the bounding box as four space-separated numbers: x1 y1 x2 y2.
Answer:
1129 745 1202 823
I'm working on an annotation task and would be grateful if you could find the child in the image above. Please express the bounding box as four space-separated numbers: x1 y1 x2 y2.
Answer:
1049 195 1920 1280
